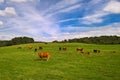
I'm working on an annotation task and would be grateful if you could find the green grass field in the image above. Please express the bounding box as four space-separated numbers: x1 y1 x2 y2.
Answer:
0 43 120 80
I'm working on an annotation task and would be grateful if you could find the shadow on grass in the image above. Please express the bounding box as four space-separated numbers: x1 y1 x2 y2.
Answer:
34 58 48 61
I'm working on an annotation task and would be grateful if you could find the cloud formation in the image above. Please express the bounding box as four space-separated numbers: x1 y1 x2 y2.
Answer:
0 21 3 26
0 0 120 42
0 7 17 16
55 22 120 41
44 0 81 17
0 0 3 3
9 0 33 3
1 2 60 41
103 0 120 14
81 12 108 24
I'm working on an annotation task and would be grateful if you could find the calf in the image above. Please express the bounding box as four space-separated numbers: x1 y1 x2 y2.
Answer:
38 52 50 61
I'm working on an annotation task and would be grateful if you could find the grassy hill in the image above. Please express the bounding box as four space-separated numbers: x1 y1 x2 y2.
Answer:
0 43 120 80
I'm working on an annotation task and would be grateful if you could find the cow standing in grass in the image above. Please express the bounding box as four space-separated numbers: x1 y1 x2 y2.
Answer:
112 51 116 53
39 46 43 50
76 48 83 53
34 48 37 52
93 50 100 53
28 46 33 49
38 52 50 61
84 51 90 55
63 47 67 51
17 46 22 49
59 47 62 51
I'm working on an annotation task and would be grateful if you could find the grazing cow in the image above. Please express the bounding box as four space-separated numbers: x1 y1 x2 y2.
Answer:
45 42 48 44
28 46 33 49
59 47 62 51
84 52 90 55
39 46 43 50
63 47 67 51
93 50 100 53
34 48 37 52
98 50 100 53
38 52 50 61
17 46 22 49
112 51 116 53
93 50 97 53
76 48 83 52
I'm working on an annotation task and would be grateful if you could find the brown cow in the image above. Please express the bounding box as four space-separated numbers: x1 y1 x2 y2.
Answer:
112 51 116 53
17 46 22 49
76 48 83 52
38 52 50 61
63 47 67 51
84 51 90 55
28 46 33 49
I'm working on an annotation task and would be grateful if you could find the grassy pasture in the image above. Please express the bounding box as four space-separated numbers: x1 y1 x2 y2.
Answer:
0 43 120 80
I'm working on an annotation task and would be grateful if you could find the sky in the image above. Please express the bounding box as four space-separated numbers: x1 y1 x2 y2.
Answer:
0 0 120 42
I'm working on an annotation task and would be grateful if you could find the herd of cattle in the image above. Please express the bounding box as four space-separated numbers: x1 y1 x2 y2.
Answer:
18 45 116 61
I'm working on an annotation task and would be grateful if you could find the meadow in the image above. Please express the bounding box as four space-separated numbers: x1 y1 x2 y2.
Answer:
0 43 120 80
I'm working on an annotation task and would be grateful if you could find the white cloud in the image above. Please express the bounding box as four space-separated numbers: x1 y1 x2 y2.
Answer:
58 4 81 13
80 12 108 24
103 0 120 14
33 22 120 42
9 0 33 3
57 18 79 23
0 21 3 26
0 7 17 16
65 23 119 40
46 4 81 17
43 0 81 17
2 3 60 41
1 0 120 42
46 0 80 12
0 32 25 40
0 0 4 3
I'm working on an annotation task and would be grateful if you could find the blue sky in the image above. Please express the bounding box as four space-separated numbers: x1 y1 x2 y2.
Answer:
0 0 120 42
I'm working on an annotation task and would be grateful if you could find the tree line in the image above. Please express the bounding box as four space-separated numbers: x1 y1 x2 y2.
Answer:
59 35 120 44
1 35 120 47
0 36 34 47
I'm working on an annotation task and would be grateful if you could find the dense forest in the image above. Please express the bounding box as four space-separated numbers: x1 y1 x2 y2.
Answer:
60 36 120 44
0 36 34 47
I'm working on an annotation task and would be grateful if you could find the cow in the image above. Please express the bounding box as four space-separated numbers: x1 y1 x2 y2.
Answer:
63 47 67 51
17 46 22 49
98 50 100 53
45 42 48 44
39 46 43 50
28 46 33 49
76 48 83 52
93 50 100 53
38 52 50 61
112 51 116 53
34 48 37 52
59 47 62 51
84 51 90 55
